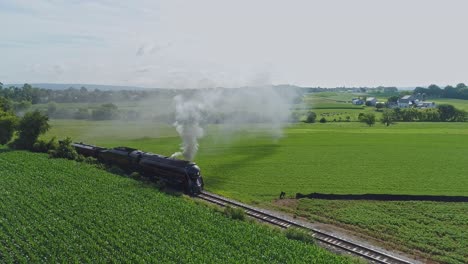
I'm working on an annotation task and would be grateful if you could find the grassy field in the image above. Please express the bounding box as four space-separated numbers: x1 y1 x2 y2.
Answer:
42 119 468 263
44 120 468 200
292 199 467 264
0 149 354 263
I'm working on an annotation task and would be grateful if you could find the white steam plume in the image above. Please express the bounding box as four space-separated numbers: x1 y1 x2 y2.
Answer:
170 95 207 160
171 86 298 161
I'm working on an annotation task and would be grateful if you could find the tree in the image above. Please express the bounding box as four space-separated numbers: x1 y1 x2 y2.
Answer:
74 108 90 120
358 113 365 121
387 96 399 103
0 112 18 145
11 110 50 149
13 100 32 113
0 97 13 112
319 117 327 123
305 112 317 123
381 110 395 126
375 102 385 110
360 113 376 126
47 102 58 116
92 103 119 120
437 104 457 121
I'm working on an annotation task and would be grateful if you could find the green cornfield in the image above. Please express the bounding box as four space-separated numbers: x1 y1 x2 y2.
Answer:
0 149 354 263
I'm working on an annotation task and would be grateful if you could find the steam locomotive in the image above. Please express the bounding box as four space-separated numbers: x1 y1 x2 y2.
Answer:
72 142 204 194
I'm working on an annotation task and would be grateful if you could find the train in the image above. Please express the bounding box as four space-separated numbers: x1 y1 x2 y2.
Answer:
71 142 204 194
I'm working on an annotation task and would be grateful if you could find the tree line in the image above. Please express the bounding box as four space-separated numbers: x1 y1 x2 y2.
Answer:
413 83 468 99
303 103 466 127
0 83 177 104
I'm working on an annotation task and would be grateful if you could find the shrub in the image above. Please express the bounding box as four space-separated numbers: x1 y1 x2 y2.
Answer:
130 172 142 180
305 112 317 123
0 112 18 145
33 137 58 153
358 112 365 121
360 113 376 126
108 165 126 176
92 104 119 120
84 156 98 165
224 206 245 221
285 227 315 245
74 108 90 120
11 110 50 150
319 117 327 123
49 137 79 160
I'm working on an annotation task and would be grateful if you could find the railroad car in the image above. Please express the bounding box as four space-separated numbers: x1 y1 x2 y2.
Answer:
72 142 204 194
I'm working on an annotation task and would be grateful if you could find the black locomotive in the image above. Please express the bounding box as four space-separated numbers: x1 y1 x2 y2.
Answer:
72 142 204 194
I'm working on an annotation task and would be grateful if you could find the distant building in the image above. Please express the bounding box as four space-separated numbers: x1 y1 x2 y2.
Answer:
352 98 364 105
416 101 436 108
397 95 416 108
366 97 377 106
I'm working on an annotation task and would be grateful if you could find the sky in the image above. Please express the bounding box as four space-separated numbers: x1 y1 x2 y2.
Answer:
0 0 467 88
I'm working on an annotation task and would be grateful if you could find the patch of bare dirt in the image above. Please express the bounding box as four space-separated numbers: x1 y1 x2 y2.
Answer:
273 198 298 208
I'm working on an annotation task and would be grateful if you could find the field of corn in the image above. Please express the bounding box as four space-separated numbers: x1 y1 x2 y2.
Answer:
0 149 354 263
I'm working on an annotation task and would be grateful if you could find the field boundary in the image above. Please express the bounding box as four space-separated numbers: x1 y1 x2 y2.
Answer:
296 192 468 202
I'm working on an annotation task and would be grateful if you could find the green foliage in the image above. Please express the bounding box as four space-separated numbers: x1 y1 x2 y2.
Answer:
130 171 142 180
224 206 246 221
0 96 13 112
375 102 385 110
91 103 119 120
360 113 376 126
382 104 467 122
49 137 79 160
32 137 58 153
13 100 32 113
0 150 352 263
74 108 90 119
11 110 50 150
319 117 326 123
357 112 365 121
108 165 126 176
305 111 317 123
0 111 18 145
387 96 399 103
47 102 57 115
381 110 395 126
285 228 315 245
437 104 466 122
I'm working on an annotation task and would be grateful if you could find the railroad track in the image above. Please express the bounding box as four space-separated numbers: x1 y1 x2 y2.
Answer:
197 191 414 264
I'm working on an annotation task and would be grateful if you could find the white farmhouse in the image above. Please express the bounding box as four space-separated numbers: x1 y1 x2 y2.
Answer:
397 95 415 108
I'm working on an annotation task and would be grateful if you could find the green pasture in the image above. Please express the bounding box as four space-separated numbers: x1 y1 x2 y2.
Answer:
44 120 468 201
0 149 352 263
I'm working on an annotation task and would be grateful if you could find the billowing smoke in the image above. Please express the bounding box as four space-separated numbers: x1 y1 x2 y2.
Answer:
171 86 298 161
170 95 206 160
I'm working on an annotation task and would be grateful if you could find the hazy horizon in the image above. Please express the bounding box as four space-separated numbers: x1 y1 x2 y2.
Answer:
1 0 467 88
